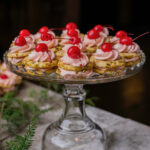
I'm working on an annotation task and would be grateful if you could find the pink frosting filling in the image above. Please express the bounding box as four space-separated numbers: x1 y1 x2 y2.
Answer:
34 30 56 41
26 66 50 72
59 68 93 78
60 29 82 45
37 38 58 48
28 50 55 62
61 52 89 67
24 35 35 44
113 42 140 53
125 57 140 62
61 29 80 38
62 44 84 53
110 36 119 44
13 35 35 44
99 27 109 37
93 48 120 61
83 27 109 48
8 57 24 63
83 35 105 47
9 43 34 53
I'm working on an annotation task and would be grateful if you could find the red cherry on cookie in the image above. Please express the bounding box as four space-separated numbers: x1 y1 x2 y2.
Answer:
19 29 30 36
15 36 27 46
35 43 48 52
0 74 8 80
101 43 113 52
120 36 132 45
87 29 99 39
39 26 49 33
116 30 127 38
67 46 81 59
41 33 54 41
69 36 81 45
94 25 103 32
67 29 78 37
66 22 77 30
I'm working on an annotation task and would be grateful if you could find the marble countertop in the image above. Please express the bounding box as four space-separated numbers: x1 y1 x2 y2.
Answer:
3 81 150 150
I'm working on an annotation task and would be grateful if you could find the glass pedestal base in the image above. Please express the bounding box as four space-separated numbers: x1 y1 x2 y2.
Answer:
42 84 106 150
42 117 106 150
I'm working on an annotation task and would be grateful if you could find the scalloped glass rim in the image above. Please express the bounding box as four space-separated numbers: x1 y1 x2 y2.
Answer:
4 50 146 84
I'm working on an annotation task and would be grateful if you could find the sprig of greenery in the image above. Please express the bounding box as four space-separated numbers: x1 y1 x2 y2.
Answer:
29 89 49 103
0 90 52 138
6 118 37 150
0 92 40 135
86 97 99 106
0 89 53 150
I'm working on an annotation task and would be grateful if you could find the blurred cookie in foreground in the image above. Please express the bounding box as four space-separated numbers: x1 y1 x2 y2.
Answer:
0 62 22 96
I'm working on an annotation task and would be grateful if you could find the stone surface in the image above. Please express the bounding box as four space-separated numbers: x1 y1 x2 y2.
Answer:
2 81 150 150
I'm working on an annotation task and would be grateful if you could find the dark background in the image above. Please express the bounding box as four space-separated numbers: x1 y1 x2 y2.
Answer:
0 0 150 125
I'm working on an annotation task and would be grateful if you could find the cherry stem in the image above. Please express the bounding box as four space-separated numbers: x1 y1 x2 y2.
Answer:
133 32 150 41
103 25 114 31
50 28 66 31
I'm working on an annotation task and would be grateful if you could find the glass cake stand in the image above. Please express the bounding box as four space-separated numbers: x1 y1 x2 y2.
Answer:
4 51 146 150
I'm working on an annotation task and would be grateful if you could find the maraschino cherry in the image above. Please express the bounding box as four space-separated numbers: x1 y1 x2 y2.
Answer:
15 36 27 46
35 43 48 52
116 30 127 38
66 22 77 30
119 36 132 45
19 29 30 37
39 26 49 33
119 32 149 46
69 36 81 45
0 74 8 80
101 43 113 52
94 25 104 32
41 33 54 41
87 29 99 39
67 46 81 59
67 29 78 37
